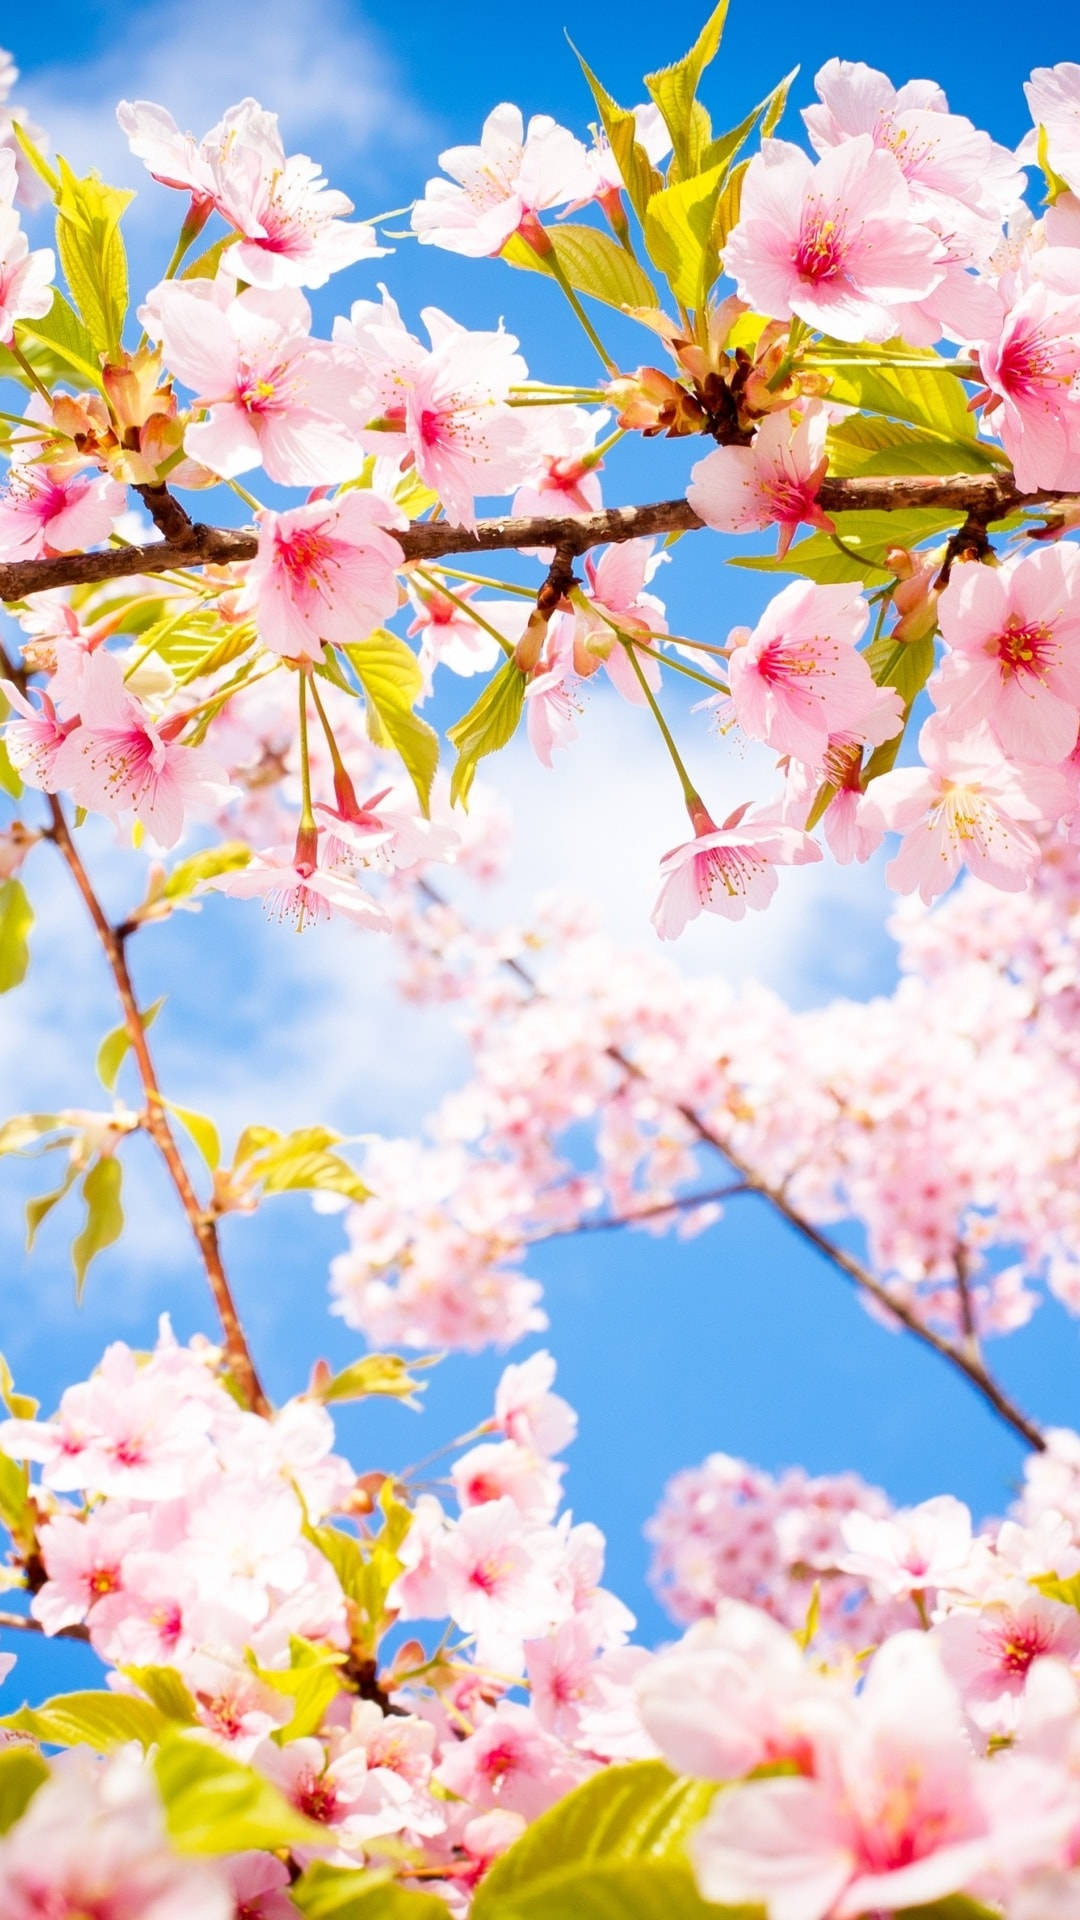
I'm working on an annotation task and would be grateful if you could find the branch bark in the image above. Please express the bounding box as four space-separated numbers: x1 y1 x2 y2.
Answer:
0 473 1061 605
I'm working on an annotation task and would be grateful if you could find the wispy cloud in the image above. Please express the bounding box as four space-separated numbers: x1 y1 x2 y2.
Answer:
18 0 429 211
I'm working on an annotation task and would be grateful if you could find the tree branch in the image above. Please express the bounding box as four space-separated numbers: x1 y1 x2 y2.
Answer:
0 474 1062 605
0 1607 88 1642
42 795 270 1416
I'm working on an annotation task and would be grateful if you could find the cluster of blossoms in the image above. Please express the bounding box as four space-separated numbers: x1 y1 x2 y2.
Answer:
0 1330 652 1911
325 834 1080 1352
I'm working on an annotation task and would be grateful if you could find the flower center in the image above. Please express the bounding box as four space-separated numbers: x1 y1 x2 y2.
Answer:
793 208 847 284
994 615 1056 680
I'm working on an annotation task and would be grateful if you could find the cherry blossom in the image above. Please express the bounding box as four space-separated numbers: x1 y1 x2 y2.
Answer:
931 545 1080 762
147 278 370 486
723 136 944 342
0 460 124 559
235 493 406 662
0 199 53 344
972 259 1080 492
411 103 593 257
210 842 391 931
725 578 884 764
652 807 822 937
687 406 834 556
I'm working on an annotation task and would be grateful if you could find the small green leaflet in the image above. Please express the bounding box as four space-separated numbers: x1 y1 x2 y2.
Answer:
343 633 439 814
0 879 33 994
53 158 134 360
447 660 528 806
643 1 731 177
96 996 166 1092
72 1155 125 1299
503 224 657 311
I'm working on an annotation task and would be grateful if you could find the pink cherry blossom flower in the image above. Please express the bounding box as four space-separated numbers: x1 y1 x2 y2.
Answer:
494 1350 577 1456
406 579 507 684
652 806 823 938
399 312 532 529
235 493 406 662
838 1494 974 1598
31 1508 149 1634
1024 65 1080 198
574 539 668 705
432 1496 565 1664
435 1700 590 1818
511 406 607 523
638 1601 850 1783
691 1633 994 1920
724 136 944 343
317 781 459 875
147 278 370 486
867 716 1070 903
0 203 53 344
936 1594 1080 1734
525 612 582 769
0 462 124 559
411 103 593 257
803 60 1024 257
688 407 834 557
973 259 1080 492
119 97 385 289
0 1748 232 1920
726 579 880 764
452 1439 564 1519
931 545 1080 763
50 651 228 849
0 679 70 790
225 1853 298 1920
210 842 391 932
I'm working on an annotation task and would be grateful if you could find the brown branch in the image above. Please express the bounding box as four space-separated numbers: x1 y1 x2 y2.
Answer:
414 882 1045 1453
0 1608 89 1642
533 1181 752 1241
0 474 1060 605
42 795 270 1416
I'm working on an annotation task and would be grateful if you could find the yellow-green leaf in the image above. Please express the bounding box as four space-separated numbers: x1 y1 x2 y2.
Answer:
732 509 958 585
71 1155 124 1298
162 842 252 902
315 1352 440 1407
0 1746 49 1834
1 1689 167 1751
96 996 165 1092
163 1099 221 1173
26 1161 81 1250
155 1734 328 1854
644 163 724 311
820 343 980 442
0 880 33 994
121 1664 199 1724
503 223 656 311
473 1761 719 1918
574 50 664 225
54 158 133 359
343 633 439 814
17 289 103 392
447 660 528 807
293 1863 452 1919
644 2 731 176
240 1126 369 1204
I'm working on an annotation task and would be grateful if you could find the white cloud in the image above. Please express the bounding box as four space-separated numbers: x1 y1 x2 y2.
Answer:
18 0 429 213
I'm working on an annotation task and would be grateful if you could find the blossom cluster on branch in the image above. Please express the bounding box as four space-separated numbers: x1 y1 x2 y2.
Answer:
4 10 1080 1919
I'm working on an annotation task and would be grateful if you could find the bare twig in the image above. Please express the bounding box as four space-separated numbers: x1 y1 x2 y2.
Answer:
532 1182 752 1240
0 474 1061 605
0 1608 89 1642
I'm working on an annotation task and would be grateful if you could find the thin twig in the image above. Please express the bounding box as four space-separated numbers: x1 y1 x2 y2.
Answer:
532 1182 752 1241
0 1608 89 1642
0 474 1063 605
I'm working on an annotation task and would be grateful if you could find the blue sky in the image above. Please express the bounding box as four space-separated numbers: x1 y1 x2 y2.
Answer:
1 0 1076 1703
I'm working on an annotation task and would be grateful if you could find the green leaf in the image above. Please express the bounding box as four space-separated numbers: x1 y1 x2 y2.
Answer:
131 607 256 683
1 1689 168 1751
732 510 959 586
248 1640 346 1742
820 343 981 442
163 1099 221 1172
11 119 58 195
160 842 252 903
0 1746 49 1834
121 1664 199 1724
503 223 656 311
0 737 22 799
574 51 664 224
71 1155 124 1298
17 290 104 391
96 996 166 1092
0 880 33 994
0 1350 37 1420
26 1160 81 1249
644 2 731 176
315 1353 439 1406
343 633 439 814
473 1760 718 1918
898 1899 1003 1920
0 1114 62 1157
293 1863 452 1919
54 158 133 359
240 1126 369 1204
181 234 239 280
644 163 725 312
0 1451 32 1544
826 413 1004 478
482 1861 734 1919
154 1734 328 1854
307 1520 368 1605
447 660 528 807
